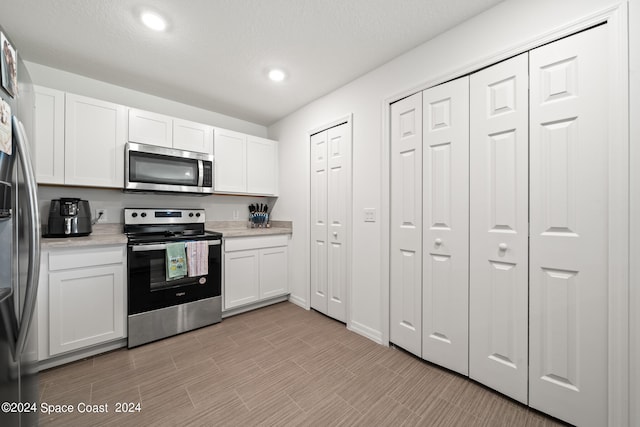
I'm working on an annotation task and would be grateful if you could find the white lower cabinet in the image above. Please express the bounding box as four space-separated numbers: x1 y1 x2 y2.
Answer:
223 235 289 311
224 250 260 308
38 245 126 361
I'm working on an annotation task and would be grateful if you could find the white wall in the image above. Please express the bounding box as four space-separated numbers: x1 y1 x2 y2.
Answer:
25 61 267 137
269 0 626 343
629 0 639 425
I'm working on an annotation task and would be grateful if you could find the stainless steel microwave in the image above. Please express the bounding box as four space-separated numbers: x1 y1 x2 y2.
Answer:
125 142 214 194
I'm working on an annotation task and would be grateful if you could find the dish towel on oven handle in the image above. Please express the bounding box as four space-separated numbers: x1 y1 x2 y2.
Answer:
186 241 209 277
166 242 187 280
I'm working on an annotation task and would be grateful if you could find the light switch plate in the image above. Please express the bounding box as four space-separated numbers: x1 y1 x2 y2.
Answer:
364 208 376 222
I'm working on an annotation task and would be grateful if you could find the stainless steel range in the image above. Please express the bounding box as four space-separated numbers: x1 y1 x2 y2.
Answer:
124 208 222 348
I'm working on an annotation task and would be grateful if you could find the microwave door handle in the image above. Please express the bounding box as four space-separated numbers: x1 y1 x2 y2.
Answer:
12 117 41 361
197 160 204 187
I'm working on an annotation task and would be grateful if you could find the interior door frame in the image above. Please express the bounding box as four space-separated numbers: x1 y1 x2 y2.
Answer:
380 4 629 425
308 114 353 328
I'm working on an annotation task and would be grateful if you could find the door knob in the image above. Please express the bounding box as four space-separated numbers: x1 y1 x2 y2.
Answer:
435 238 442 246
498 243 508 251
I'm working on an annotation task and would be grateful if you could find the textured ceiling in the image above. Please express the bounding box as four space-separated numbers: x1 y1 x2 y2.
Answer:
1 0 503 125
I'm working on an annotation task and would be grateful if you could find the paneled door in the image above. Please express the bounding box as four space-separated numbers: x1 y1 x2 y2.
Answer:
310 122 351 323
326 124 350 322
310 130 329 315
528 25 609 427
469 53 529 404
422 77 469 375
390 92 423 357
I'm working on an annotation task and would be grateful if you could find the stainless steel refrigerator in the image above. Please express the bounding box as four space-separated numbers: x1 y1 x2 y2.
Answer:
0 24 40 427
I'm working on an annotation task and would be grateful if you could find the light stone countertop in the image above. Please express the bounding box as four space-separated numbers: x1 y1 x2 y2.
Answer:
206 220 292 238
40 220 293 249
40 224 127 249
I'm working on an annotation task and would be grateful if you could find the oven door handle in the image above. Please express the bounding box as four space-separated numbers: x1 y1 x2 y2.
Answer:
130 240 221 252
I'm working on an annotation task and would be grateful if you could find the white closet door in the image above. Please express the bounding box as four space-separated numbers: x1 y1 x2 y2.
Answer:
422 77 469 375
469 53 529 403
310 130 329 314
327 123 350 322
529 25 608 427
390 92 423 356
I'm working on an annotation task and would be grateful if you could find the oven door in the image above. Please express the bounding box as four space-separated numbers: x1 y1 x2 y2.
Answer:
127 239 221 315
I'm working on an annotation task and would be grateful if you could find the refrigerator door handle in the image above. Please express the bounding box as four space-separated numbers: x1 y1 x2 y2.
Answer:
12 117 41 361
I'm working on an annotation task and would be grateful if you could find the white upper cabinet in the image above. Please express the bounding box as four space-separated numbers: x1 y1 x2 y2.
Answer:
128 109 173 148
34 86 65 184
128 108 213 154
64 94 127 188
214 128 278 196
173 118 213 154
247 136 278 195
214 128 247 193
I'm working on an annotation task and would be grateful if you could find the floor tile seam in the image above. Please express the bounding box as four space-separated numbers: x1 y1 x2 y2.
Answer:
284 390 308 415
233 388 251 412
40 380 93 403
136 385 143 412
365 392 422 422
332 391 364 418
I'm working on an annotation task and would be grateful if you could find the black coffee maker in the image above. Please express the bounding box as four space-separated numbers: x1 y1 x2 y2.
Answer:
47 198 92 237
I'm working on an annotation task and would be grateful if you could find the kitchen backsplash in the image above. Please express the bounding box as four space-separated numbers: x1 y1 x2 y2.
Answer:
38 185 277 225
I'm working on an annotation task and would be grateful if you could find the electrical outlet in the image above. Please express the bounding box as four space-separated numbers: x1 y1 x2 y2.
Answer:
232 209 239 220
95 209 107 223
364 208 376 223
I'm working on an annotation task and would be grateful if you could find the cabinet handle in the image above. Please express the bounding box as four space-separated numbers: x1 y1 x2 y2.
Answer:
435 238 443 246
498 243 508 251
332 232 338 237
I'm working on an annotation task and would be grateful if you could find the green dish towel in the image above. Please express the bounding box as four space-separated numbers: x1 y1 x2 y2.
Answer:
166 242 187 280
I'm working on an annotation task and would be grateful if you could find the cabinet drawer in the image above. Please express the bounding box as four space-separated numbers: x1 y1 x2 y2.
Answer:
49 245 125 271
224 235 288 252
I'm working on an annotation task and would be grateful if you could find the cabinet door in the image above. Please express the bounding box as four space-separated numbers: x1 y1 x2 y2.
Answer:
469 53 529 404
259 246 288 299
173 118 213 154
128 109 172 148
65 94 127 187
214 128 247 193
390 92 423 357
224 250 259 309
327 123 350 323
310 130 328 315
529 25 609 427
247 136 278 195
49 265 124 356
422 76 469 375
34 86 65 184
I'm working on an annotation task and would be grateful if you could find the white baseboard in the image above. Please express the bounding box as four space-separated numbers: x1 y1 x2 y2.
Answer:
288 295 309 310
38 339 127 371
222 294 290 318
348 320 384 345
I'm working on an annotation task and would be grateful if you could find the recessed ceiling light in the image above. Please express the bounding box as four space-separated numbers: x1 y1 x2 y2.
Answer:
268 69 287 82
141 11 167 32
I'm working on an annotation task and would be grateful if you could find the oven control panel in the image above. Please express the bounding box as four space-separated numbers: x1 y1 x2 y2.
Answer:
124 208 205 225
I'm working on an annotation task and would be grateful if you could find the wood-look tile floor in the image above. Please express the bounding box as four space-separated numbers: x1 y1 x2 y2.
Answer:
39 302 566 426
